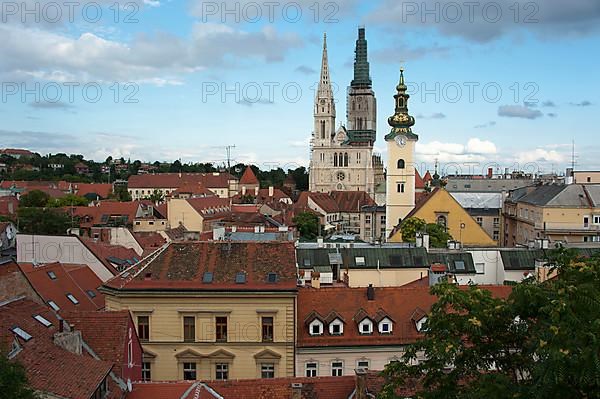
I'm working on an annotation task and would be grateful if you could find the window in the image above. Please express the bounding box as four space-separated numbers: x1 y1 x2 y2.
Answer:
11 327 32 341
333 152 338 167
476 217 483 226
235 272 246 284
594 216 600 225
365 215 371 224
216 317 228 342
261 363 275 379
86 290 96 298
33 314 52 327
493 217 500 227
183 362 197 380
344 153 349 167
378 318 393 334
331 361 343 377
454 260 466 271
309 319 323 336
66 294 79 304
475 262 485 274
397 159 405 169
329 319 343 335
216 363 228 380
493 230 499 241
262 317 274 342
359 319 373 335
203 272 214 283
437 215 447 228
305 362 318 377
355 256 366 266
397 183 405 193
48 301 60 311
137 316 150 342
183 316 195 342
47 271 57 280
357 360 370 370
584 217 590 227
267 273 278 283
142 362 151 382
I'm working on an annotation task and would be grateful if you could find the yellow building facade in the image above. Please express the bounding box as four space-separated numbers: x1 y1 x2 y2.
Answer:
101 241 298 381
389 188 497 247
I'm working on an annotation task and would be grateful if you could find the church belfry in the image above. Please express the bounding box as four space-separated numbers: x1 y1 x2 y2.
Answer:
313 33 336 148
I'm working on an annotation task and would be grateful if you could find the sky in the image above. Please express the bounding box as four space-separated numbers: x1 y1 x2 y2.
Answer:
0 0 599 176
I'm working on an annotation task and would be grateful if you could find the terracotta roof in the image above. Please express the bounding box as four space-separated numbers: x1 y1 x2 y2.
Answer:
69 201 142 227
330 191 376 212
0 298 112 399
0 196 18 216
18 262 105 313
171 181 215 197
61 310 133 379
81 239 140 273
239 167 260 185
0 148 34 156
128 173 236 189
133 232 167 252
186 197 231 216
423 171 432 182
415 170 425 190
72 183 113 199
103 241 298 292
297 285 512 348
295 192 339 214
129 376 356 399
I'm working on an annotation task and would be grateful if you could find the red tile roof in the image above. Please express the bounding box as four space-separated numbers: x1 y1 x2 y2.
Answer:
0 298 112 399
133 232 167 252
415 170 425 190
18 262 105 313
81 239 139 273
128 173 236 189
0 196 18 216
68 201 142 227
72 183 113 199
129 376 356 399
239 166 260 185
186 197 231 216
104 242 298 292
0 148 34 156
423 171 433 182
171 181 215 197
330 191 376 212
297 285 512 348
61 310 134 379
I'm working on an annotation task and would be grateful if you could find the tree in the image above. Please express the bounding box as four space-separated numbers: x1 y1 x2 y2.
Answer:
289 166 309 191
46 194 89 208
17 207 72 234
399 217 452 248
19 190 50 208
0 355 37 399
293 212 320 240
379 248 600 399
146 189 164 203
112 185 132 202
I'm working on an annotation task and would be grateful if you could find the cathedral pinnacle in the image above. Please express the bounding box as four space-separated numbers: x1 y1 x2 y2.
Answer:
385 67 417 141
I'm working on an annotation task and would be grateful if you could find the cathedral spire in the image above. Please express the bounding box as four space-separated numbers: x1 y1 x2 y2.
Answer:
385 67 417 140
318 32 333 98
351 27 372 88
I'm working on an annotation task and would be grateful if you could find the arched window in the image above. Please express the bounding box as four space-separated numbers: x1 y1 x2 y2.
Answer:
338 153 344 167
334 153 338 167
344 153 349 167
397 159 405 169
437 215 447 229
397 97 405 108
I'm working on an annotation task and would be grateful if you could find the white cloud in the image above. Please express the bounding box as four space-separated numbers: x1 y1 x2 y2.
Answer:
466 138 497 154
417 141 464 155
498 105 543 119
517 149 565 163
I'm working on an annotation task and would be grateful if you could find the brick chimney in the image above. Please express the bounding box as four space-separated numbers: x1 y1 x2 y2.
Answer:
367 284 375 300
269 186 274 197
355 368 368 399
291 383 303 399
311 271 321 289
53 323 83 355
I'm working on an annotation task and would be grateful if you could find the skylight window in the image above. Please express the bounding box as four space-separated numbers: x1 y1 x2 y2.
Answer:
203 272 214 284
86 290 97 298
454 260 466 271
47 271 57 280
66 294 79 304
355 256 366 266
267 273 278 283
33 315 52 327
11 327 32 341
48 301 60 311
235 272 246 284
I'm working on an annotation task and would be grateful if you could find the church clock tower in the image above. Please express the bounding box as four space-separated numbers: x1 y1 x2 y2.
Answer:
385 68 418 237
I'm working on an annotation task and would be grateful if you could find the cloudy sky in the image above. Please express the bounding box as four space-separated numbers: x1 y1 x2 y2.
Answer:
1 0 599 175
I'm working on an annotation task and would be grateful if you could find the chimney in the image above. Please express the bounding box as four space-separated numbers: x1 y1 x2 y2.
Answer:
311 271 321 289
242 186 246 195
367 284 374 300
355 368 368 399
53 325 83 355
254 186 259 196
291 383 303 399
269 186 274 197
487 167 493 179
317 237 324 248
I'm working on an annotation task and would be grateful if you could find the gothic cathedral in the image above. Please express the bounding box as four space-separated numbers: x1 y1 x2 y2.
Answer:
308 28 384 196
385 68 418 236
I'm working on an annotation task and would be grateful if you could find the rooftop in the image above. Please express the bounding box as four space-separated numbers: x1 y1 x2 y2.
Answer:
128 173 236 189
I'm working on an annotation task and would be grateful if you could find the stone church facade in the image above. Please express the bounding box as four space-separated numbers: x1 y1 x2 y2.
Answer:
308 28 384 196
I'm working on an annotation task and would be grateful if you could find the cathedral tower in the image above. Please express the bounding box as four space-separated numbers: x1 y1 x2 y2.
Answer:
385 68 418 236
313 33 336 148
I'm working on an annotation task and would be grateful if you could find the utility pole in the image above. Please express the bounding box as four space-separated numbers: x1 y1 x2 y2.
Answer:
210 145 236 173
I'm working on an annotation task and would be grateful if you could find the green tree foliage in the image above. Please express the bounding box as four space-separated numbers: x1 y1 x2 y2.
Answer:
0 355 38 399
146 189 164 203
379 248 600 399
399 217 452 248
112 186 132 202
46 194 89 208
17 207 72 234
293 212 320 240
289 166 309 191
18 190 50 208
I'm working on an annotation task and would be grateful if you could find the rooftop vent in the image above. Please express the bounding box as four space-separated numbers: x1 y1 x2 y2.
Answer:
367 284 375 301
267 272 278 283
202 271 214 284
235 272 246 284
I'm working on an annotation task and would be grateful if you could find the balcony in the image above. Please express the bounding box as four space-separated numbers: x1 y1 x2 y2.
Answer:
534 222 600 232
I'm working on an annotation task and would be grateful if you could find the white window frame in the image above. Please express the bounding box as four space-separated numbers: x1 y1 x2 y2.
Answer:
305 362 318 377
33 314 52 327
378 317 393 334
475 262 485 274
356 359 370 370
309 319 324 336
358 318 373 335
48 301 60 311
329 319 344 335
415 317 428 332
331 361 343 377
66 294 79 304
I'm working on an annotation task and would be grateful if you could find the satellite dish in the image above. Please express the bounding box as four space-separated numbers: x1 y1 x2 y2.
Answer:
127 379 132 392
5 226 14 240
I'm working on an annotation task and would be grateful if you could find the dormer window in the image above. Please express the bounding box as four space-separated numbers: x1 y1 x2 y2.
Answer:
415 317 428 332
329 319 344 335
358 318 373 335
309 319 324 336
378 317 393 334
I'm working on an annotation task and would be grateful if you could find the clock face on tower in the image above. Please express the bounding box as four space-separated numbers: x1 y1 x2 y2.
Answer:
395 135 407 147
